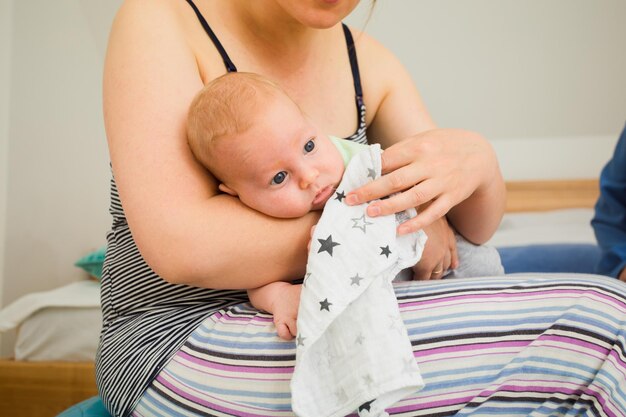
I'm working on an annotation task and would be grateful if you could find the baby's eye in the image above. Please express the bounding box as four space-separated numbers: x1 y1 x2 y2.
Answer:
271 171 288 185
304 139 315 153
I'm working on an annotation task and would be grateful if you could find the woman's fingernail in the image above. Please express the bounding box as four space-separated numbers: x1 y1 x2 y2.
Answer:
367 205 381 217
346 194 359 205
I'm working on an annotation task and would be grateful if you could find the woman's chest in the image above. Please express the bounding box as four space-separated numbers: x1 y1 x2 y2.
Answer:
190 33 370 138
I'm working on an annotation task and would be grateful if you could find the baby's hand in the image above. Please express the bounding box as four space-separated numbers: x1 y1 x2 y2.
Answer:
271 284 302 340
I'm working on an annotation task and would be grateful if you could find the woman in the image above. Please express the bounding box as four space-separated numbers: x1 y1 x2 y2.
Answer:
98 0 626 416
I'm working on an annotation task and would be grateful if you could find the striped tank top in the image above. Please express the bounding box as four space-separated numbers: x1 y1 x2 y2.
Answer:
96 2 368 416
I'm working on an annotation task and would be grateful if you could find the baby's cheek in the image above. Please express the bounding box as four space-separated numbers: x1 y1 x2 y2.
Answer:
266 193 309 218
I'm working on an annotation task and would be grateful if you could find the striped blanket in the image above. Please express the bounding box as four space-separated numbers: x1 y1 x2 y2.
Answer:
133 274 626 417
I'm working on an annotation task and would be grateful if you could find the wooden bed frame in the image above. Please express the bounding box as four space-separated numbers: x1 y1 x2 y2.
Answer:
0 360 97 416
505 178 598 212
0 179 600 417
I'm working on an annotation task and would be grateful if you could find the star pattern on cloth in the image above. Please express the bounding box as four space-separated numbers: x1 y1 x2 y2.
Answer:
351 214 374 233
403 357 417 374
355 333 365 345
380 277 395 294
395 210 410 224
318 234 340 256
363 373 374 387
380 245 392 258
297 334 306 347
367 168 377 180
358 400 375 413
335 190 346 202
388 314 403 335
319 298 332 311
350 273 364 286
334 387 349 403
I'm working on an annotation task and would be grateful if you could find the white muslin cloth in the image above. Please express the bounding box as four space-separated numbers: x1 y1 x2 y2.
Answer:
290 144 427 417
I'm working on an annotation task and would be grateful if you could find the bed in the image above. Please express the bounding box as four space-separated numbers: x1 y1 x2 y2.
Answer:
0 179 601 417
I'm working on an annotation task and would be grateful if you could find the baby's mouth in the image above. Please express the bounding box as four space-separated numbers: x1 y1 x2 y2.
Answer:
312 185 335 207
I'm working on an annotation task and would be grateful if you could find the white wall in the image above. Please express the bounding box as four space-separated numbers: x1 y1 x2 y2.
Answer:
1 0 119 355
346 0 626 179
1 0 625 354
0 0 15 352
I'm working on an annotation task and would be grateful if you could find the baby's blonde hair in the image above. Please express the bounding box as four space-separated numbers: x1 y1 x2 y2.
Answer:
187 72 286 178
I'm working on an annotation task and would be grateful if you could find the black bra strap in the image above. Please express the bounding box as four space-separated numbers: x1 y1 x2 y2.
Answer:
185 0 237 72
341 23 363 100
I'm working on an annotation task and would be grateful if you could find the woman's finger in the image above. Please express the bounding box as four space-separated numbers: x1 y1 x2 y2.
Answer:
430 262 444 279
367 179 440 218
442 249 452 274
413 263 435 280
449 227 459 270
378 139 416 175
397 196 451 235
346 163 427 206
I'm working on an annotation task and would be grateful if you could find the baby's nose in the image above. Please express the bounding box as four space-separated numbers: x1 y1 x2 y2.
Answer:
299 168 319 189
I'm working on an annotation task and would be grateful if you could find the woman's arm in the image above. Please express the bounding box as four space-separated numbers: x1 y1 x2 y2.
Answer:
104 0 317 289
349 32 506 245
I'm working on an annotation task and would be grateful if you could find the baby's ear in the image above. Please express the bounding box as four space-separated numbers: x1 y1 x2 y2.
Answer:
218 183 238 196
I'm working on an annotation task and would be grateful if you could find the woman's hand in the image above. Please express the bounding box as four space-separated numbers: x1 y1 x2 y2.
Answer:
346 129 504 242
412 216 459 280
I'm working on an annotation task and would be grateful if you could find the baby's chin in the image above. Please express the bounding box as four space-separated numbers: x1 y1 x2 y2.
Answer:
262 206 311 219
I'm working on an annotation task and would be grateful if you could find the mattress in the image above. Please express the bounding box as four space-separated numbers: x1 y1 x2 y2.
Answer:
0 280 101 361
488 208 595 247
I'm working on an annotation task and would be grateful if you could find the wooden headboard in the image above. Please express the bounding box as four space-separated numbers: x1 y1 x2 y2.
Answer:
505 179 599 213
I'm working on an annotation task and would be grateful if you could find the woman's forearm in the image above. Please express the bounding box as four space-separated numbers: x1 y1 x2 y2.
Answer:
447 137 506 244
139 194 319 290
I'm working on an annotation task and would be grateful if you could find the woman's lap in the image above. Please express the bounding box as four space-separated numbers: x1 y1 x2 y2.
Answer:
132 274 626 417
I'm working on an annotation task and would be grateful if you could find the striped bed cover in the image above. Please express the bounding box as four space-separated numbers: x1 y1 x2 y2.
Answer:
132 274 626 417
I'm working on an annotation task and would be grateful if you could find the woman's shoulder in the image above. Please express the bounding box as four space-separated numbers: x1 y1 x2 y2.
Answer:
344 26 413 115
112 0 192 39
349 26 410 79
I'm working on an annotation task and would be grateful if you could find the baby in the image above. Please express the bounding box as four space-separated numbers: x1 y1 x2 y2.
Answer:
187 72 503 340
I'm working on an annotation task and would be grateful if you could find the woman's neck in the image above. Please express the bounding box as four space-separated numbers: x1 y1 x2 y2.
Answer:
217 0 331 71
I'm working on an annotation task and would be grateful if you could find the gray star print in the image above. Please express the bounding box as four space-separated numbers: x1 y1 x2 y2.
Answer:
319 298 332 311
350 273 364 286
318 235 340 256
351 214 374 233
367 168 377 180
335 190 346 202
334 387 349 403
388 314 403 335
403 357 417 374
380 245 392 258
297 334 306 347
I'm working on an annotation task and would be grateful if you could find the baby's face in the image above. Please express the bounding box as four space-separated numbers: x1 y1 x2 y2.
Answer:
217 95 344 218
